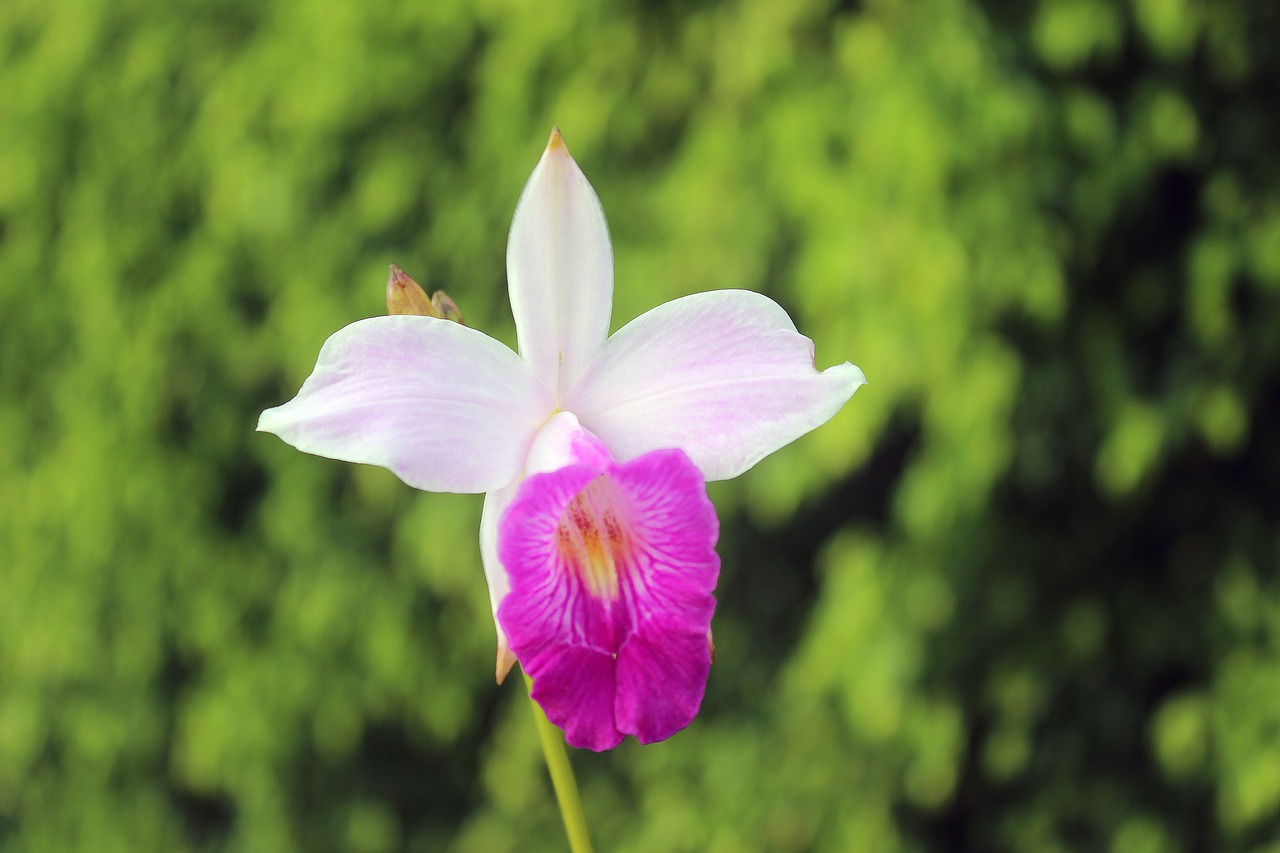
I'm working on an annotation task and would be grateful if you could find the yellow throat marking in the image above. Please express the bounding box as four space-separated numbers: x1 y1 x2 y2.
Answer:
557 480 629 600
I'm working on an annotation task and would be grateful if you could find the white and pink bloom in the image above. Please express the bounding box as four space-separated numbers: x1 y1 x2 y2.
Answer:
258 130 865 750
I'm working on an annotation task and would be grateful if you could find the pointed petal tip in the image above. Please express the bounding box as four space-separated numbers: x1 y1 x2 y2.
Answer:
255 407 278 434
823 361 868 410
822 360 867 392
546 126 567 153
495 643 517 684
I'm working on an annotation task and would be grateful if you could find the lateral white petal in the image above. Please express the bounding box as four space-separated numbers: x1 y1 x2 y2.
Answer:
566 290 866 482
506 130 613 399
258 315 550 494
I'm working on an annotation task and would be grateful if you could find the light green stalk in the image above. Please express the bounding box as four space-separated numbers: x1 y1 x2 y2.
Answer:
524 673 594 853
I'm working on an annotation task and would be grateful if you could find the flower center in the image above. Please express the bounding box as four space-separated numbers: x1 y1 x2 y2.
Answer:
556 477 630 599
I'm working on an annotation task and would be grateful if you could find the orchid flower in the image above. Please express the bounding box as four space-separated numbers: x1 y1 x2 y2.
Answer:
258 130 866 751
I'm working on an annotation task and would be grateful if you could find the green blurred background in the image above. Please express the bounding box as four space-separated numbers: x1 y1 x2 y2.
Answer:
2 0 1278 849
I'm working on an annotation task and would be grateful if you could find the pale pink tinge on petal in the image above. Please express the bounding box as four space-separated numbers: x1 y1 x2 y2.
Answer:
497 437 719 751
565 289 866 482
258 315 551 494
507 129 614 401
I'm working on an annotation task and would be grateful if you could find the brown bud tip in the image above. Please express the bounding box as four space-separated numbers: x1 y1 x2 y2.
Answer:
430 290 465 325
386 264 437 317
496 643 517 684
547 127 568 154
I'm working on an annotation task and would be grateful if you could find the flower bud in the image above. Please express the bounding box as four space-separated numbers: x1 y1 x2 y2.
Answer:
386 264 437 317
431 290 465 325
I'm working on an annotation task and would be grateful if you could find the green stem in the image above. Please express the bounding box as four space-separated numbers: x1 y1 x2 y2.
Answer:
524 672 594 853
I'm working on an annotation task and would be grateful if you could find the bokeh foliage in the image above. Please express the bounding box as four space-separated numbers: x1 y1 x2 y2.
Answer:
2 0 1278 849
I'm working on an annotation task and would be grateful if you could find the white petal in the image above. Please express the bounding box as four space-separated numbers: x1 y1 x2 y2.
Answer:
565 290 866 482
480 481 520 683
506 129 613 399
258 315 552 494
523 411 613 477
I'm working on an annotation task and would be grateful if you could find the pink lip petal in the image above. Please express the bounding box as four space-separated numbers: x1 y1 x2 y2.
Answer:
609 448 718 743
615 627 712 745
523 645 623 752
497 427 719 750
